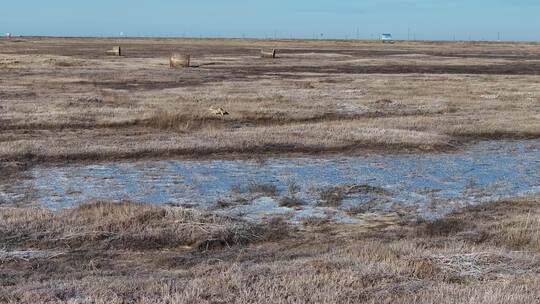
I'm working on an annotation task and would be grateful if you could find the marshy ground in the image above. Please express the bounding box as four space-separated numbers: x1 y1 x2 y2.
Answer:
1 37 540 303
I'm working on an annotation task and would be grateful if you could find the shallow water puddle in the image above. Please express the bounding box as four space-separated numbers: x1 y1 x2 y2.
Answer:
7 140 540 221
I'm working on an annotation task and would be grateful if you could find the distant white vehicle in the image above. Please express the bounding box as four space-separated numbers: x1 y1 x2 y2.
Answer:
5 33 11 38
381 33 394 43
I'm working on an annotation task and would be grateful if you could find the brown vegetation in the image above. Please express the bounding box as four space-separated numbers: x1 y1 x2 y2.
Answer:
246 183 278 197
1 197 539 303
318 184 389 207
279 196 304 208
0 201 278 251
0 38 539 162
1 37 539 303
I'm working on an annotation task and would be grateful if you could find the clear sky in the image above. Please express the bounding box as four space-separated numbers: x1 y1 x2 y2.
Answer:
1 0 539 41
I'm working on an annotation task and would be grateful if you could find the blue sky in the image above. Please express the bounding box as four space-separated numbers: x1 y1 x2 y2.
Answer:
1 0 539 41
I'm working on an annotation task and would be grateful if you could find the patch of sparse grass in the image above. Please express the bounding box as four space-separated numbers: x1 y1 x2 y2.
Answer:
279 180 304 207
345 200 380 215
301 216 331 227
261 217 290 241
53 60 81 67
215 200 234 209
495 212 540 251
422 218 469 236
246 183 278 197
318 186 346 207
0 162 29 183
347 184 390 196
317 184 388 207
143 110 206 131
279 196 305 208
287 180 301 197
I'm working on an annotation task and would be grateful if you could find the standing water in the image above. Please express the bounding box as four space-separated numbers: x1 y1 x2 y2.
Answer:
4 140 540 221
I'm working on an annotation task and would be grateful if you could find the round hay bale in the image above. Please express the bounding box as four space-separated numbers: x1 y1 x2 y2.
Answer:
170 53 191 68
106 46 121 56
261 49 276 59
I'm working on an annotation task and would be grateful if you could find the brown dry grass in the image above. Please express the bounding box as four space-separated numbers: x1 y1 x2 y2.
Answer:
1 197 540 303
0 201 280 251
1 37 539 303
1 38 539 162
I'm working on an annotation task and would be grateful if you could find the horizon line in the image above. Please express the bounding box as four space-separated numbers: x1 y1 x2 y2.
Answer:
5 35 540 44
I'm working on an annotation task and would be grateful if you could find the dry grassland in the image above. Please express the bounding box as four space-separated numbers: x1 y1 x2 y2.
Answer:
1 38 539 162
0 197 539 303
1 37 540 303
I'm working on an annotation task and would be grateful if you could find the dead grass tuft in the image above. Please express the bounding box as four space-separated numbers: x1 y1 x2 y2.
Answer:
279 196 305 208
246 183 278 197
141 110 233 133
318 184 388 207
408 258 439 279
495 212 540 252
422 218 469 236
318 186 346 207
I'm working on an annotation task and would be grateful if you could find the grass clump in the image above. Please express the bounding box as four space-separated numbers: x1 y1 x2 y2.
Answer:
246 183 278 197
0 201 275 251
318 184 389 208
279 180 304 207
495 212 540 252
423 218 468 236
318 186 346 207
279 196 304 208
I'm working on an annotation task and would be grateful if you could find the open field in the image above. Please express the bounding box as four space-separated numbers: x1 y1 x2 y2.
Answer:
1 197 540 303
1 38 540 163
1 38 540 303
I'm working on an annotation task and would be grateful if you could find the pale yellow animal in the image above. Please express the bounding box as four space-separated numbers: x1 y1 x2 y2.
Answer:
209 106 229 116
